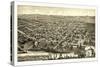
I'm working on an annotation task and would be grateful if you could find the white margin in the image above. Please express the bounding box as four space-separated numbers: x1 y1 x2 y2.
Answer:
12 1 98 66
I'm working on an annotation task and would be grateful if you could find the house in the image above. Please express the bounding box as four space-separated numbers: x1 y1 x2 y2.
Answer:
85 46 95 57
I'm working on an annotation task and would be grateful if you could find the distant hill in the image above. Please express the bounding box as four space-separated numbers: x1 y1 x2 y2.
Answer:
18 14 95 23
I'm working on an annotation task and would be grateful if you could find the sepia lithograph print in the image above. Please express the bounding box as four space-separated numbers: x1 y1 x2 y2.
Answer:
17 5 96 62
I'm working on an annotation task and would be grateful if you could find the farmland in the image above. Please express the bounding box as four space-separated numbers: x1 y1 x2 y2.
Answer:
17 14 95 61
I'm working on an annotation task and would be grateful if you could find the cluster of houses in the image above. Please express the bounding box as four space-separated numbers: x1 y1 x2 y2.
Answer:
48 46 95 60
48 37 95 59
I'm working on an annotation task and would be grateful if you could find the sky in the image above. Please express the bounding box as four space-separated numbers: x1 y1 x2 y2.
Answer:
17 5 95 16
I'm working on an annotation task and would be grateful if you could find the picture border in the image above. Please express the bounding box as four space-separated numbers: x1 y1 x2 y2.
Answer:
11 1 98 66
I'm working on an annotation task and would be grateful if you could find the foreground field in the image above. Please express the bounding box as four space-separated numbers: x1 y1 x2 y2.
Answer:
18 51 95 62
